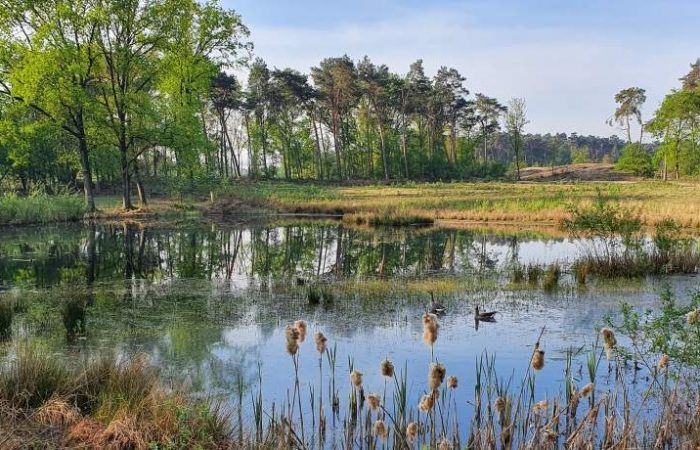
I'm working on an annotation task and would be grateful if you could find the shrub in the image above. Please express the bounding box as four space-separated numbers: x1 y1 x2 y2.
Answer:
615 143 653 177
62 296 87 338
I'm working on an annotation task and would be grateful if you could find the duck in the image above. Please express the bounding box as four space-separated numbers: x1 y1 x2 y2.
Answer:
474 305 497 321
427 291 446 315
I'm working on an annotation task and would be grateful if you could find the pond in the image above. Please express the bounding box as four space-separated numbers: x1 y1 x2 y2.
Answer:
0 221 697 444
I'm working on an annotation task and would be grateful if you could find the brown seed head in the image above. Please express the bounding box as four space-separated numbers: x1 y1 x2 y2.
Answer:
658 354 669 370
381 359 395 378
531 350 545 371
579 382 594 398
687 309 700 325
438 438 450 450
447 375 458 389
294 320 307 342
285 325 299 342
600 328 616 349
418 393 435 412
423 328 438 347
494 396 506 413
367 393 381 410
406 422 419 441
373 419 388 441
428 362 446 390
350 369 363 387
533 399 548 412
314 332 327 354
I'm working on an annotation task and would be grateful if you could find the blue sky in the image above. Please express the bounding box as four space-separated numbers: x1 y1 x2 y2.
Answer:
224 0 700 137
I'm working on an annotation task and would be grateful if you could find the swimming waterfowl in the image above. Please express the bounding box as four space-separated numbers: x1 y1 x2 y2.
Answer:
474 305 497 321
427 292 446 315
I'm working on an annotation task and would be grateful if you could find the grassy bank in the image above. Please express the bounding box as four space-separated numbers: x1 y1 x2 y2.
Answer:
0 194 85 225
0 345 231 449
217 180 700 228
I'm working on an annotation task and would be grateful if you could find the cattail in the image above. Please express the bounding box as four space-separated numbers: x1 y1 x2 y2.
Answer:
367 393 381 410
686 309 700 325
314 332 327 354
600 328 616 349
423 328 438 347
545 428 557 443
286 339 299 355
579 382 594 398
381 359 395 378
406 422 419 441
658 354 669 370
447 375 458 389
531 350 545 370
294 320 307 342
533 399 548 412
494 396 506 413
285 325 299 342
351 369 363 387
422 313 439 332
418 393 435 412
429 362 446 390
373 419 388 441
438 437 450 450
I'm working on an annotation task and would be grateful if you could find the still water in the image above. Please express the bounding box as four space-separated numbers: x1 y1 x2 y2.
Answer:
0 221 697 435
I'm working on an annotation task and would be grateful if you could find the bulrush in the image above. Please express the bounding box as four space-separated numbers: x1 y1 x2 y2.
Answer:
422 313 440 347
686 309 700 325
418 393 435 412
373 419 388 441
438 437 450 450
406 422 419 442
579 382 594 398
350 369 363 387
533 399 548 412
294 320 307 342
531 349 545 371
494 396 506 413
285 325 300 355
380 359 394 378
447 375 458 389
600 328 616 349
658 354 669 370
314 331 327 354
428 362 446 390
367 393 381 410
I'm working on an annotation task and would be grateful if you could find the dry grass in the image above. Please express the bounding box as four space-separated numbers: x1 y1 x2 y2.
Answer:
219 180 700 229
0 346 233 449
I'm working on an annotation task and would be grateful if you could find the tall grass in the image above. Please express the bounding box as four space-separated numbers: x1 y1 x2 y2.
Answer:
0 345 232 448
0 193 84 225
0 300 13 339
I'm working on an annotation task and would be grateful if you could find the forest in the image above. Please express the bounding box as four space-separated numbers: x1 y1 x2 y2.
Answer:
0 0 699 214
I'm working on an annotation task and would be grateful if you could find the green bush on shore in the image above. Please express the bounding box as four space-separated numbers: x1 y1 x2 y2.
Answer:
0 193 84 225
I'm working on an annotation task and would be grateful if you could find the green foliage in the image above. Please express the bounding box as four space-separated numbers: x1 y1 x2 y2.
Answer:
615 143 653 176
0 300 12 339
0 193 84 225
571 146 592 164
62 295 86 337
615 288 700 366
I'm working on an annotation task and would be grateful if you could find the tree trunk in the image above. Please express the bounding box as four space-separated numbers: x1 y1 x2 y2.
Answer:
78 135 96 213
331 111 343 179
310 110 323 180
133 159 147 206
378 124 389 181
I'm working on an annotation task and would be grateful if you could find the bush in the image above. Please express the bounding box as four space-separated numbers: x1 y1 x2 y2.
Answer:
615 143 653 177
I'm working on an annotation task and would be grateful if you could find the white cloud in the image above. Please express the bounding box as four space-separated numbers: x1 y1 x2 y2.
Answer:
246 9 698 137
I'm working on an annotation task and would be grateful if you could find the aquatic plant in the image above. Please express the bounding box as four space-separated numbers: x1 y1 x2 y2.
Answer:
0 301 13 339
542 263 561 292
62 296 86 338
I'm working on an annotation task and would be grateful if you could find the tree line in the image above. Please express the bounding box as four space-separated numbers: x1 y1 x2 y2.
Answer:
2 1 696 214
613 60 700 178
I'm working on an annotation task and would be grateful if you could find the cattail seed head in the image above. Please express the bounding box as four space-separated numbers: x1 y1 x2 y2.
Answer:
381 359 395 378
406 422 419 441
438 438 450 450
285 325 299 342
314 332 327 354
686 309 700 325
494 396 506 413
447 375 458 389
367 393 381 410
428 362 446 390
418 393 435 412
350 369 363 387
423 328 438 347
531 350 545 370
658 354 669 370
600 328 617 349
422 313 439 332
294 320 307 342
286 339 298 355
579 382 594 398
373 419 388 441
534 399 548 412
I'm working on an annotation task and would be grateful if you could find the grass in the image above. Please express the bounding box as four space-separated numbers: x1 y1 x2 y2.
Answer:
0 193 85 225
0 345 232 449
218 180 700 229
0 300 13 339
